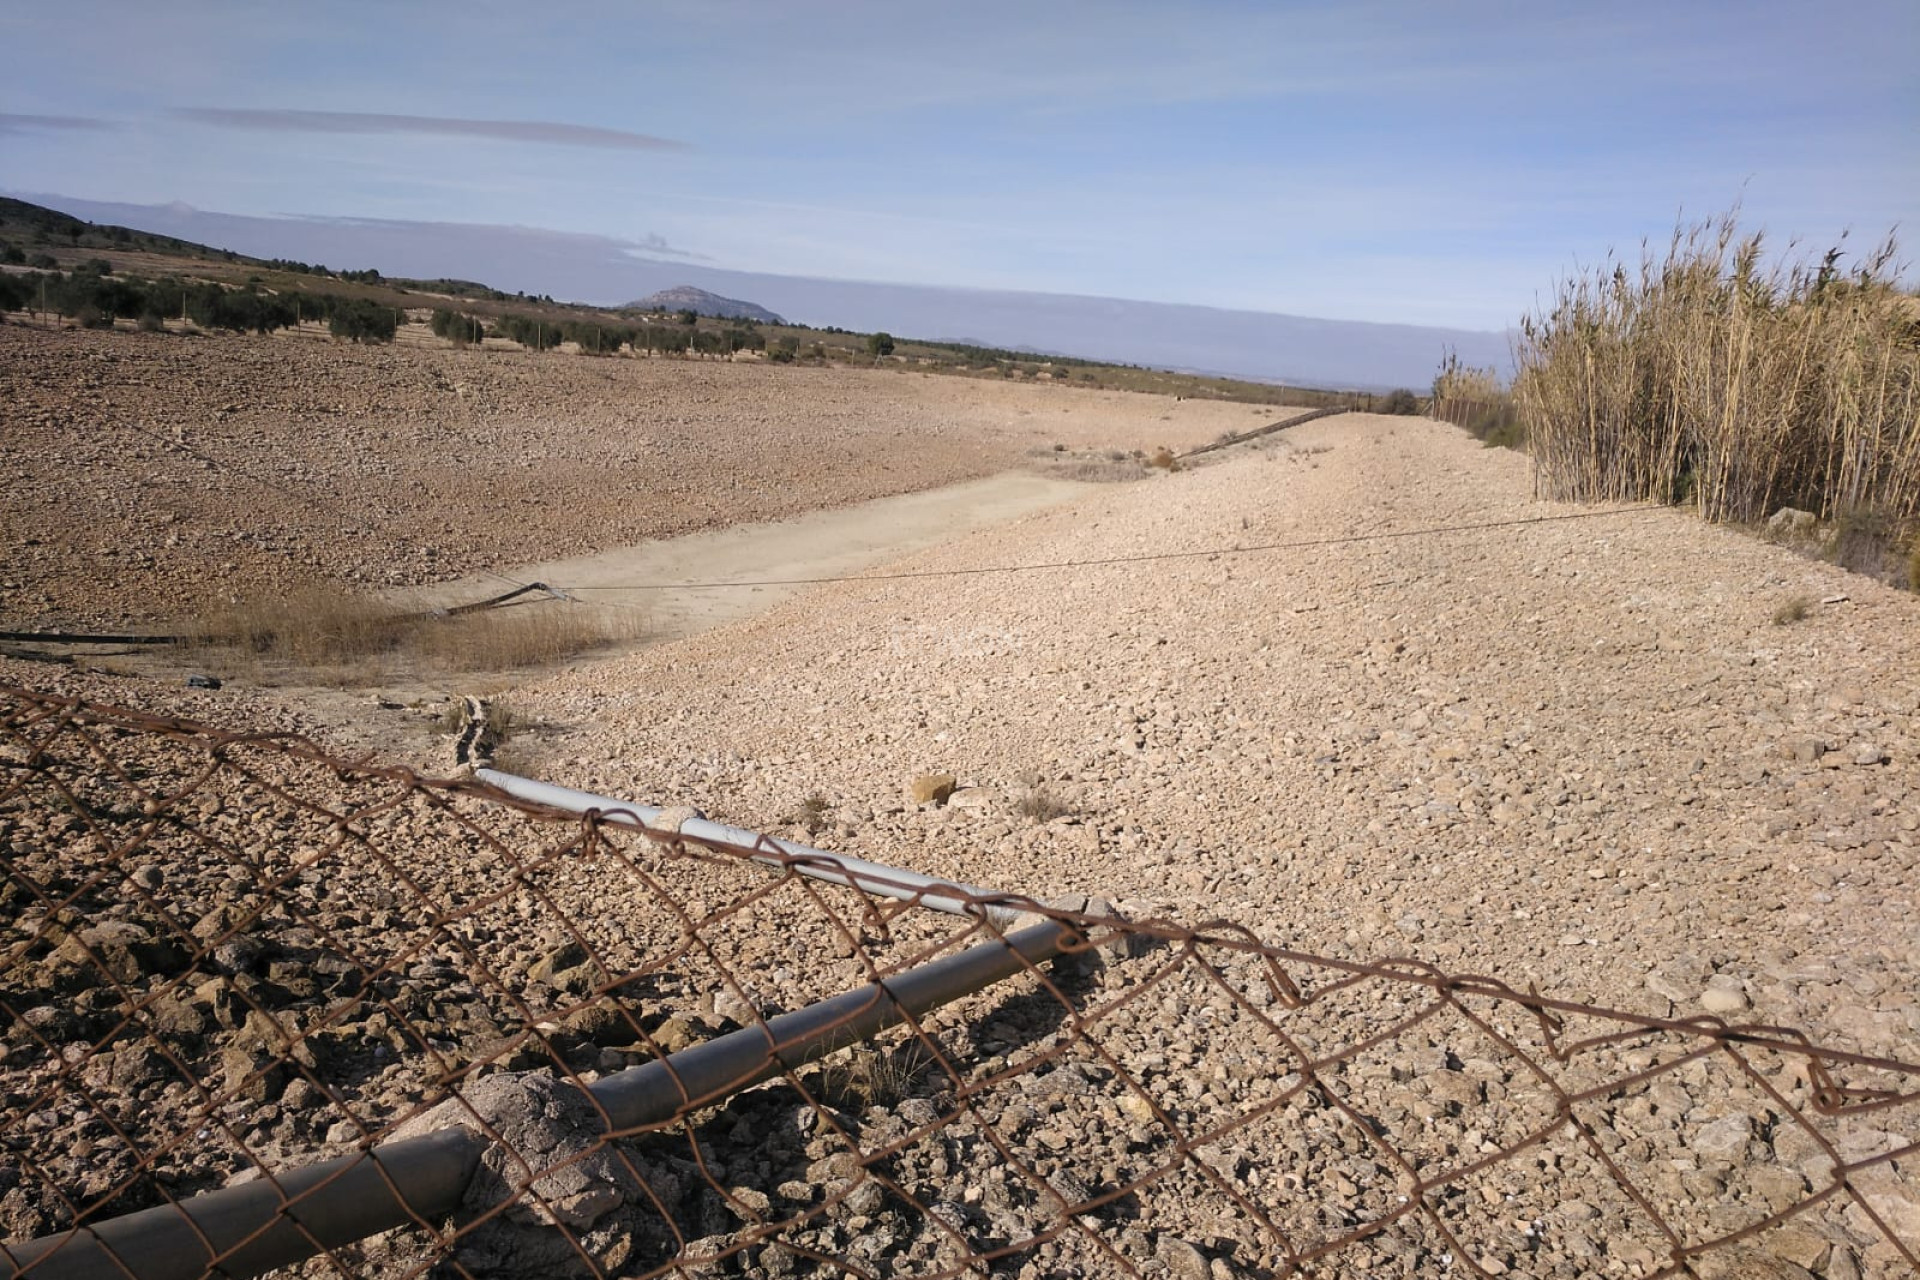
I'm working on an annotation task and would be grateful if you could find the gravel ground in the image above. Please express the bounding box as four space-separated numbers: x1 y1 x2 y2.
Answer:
517 415 1919 1061
3 406 1916 1278
0 323 1271 628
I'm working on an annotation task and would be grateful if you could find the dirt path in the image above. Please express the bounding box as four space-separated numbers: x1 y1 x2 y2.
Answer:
402 470 1101 646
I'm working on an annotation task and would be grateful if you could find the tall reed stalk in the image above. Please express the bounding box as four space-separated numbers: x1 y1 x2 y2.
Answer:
1514 211 1920 528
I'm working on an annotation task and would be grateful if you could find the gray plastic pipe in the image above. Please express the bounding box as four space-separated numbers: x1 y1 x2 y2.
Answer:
473 767 1025 927
2 920 1072 1280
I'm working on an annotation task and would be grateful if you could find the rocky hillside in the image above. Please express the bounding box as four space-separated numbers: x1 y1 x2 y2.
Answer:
624 285 785 324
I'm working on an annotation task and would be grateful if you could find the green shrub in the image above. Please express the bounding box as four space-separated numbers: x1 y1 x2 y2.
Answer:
1380 388 1420 415
326 297 396 343
490 313 559 350
430 308 485 346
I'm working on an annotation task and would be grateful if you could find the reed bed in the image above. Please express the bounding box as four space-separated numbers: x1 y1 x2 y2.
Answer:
1512 211 1920 532
1431 353 1526 451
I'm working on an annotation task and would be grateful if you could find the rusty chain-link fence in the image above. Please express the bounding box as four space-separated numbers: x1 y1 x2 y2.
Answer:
3 685 1917 1278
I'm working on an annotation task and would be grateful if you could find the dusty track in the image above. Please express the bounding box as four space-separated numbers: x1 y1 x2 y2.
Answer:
401 471 1101 647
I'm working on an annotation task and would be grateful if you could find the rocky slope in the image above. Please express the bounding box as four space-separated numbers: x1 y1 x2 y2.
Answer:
0 323 1268 629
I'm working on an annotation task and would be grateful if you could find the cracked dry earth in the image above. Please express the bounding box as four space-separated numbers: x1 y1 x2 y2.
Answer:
3 410 1918 1279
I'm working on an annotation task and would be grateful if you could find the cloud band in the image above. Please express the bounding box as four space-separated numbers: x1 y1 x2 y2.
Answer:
173 108 685 152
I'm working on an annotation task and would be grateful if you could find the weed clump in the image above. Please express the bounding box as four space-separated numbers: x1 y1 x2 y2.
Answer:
186 586 643 680
1014 770 1072 823
789 793 831 835
1772 596 1813 626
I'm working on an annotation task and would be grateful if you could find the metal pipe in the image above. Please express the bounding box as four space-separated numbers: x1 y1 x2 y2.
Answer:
4 921 1073 1280
473 767 1023 926
0 1127 484 1280
592 918 1069 1130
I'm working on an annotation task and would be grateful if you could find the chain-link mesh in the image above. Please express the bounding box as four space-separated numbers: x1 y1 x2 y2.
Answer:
3 685 1916 1278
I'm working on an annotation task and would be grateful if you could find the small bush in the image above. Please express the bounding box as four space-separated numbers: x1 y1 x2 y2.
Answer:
1148 447 1178 471
1827 507 1907 584
430 308 485 346
1380 388 1420 415
789 794 831 835
327 298 397 343
1014 773 1072 823
808 1037 936 1109
1772 596 1812 626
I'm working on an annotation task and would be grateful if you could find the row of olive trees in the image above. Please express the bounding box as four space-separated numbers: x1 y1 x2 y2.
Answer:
0 266 398 341
433 308 766 357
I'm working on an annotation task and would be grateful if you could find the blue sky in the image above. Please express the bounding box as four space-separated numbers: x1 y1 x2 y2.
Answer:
3 1 1915 330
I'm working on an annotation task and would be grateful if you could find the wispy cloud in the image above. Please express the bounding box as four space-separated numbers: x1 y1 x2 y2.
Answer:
171 108 686 151
276 209 711 263
0 112 114 134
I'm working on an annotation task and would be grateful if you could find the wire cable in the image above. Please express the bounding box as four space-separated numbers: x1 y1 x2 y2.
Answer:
551 505 1656 594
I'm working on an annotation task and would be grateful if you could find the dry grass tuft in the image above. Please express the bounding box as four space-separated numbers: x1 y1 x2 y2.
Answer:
1014 771 1072 823
185 588 645 681
809 1038 938 1109
1047 456 1148 483
1771 595 1813 626
190 586 409 667
1147 447 1179 471
411 606 641 671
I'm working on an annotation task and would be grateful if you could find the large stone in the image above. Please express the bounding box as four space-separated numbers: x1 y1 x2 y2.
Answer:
527 940 590 985
1691 1114 1752 1162
56 921 186 983
1767 507 1818 539
220 1046 287 1105
910 774 957 806
1700 977 1750 1016
1695 1250 1815 1280
393 1071 639 1229
1646 954 1708 1006
1156 1236 1212 1280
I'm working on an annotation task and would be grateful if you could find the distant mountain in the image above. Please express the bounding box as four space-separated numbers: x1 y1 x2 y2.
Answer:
626 285 784 325
12 194 1513 388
